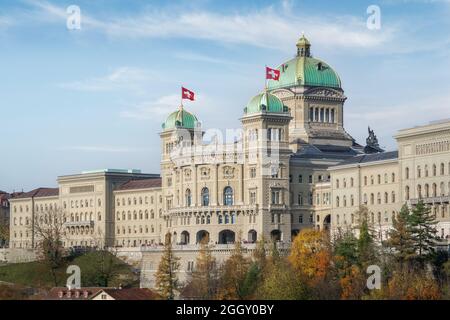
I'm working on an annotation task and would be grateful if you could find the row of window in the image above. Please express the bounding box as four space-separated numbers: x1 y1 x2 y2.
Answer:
116 195 161 207
309 107 336 123
361 173 396 187
116 209 160 221
406 163 450 179
290 174 330 184
336 192 397 207
181 187 235 207
117 225 157 235
405 182 450 200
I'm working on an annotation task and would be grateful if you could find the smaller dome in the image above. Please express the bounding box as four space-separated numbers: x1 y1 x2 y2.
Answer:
162 108 198 130
244 92 285 115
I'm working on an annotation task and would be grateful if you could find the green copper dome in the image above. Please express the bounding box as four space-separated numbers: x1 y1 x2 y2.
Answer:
267 35 341 90
244 91 286 114
162 108 198 130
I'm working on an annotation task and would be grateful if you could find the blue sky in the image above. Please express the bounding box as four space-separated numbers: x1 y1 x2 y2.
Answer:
1 0 450 192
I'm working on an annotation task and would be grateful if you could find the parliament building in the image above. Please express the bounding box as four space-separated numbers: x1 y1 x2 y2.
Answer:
7 36 450 285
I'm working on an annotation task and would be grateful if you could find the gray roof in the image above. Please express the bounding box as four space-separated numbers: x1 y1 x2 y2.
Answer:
334 150 398 166
290 144 362 161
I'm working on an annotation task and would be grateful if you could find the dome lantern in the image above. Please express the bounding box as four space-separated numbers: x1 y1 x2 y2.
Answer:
296 34 311 57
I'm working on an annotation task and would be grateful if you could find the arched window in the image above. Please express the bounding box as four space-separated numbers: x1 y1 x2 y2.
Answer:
432 183 437 197
417 166 421 178
425 184 430 198
364 176 368 186
231 213 236 224
218 215 223 224
405 167 410 179
384 192 388 203
392 173 395 183
441 163 445 175
224 187 233 206
433 164 437 176
370 193 374 205
391 191 396 203
185 189 192 207
224 215 230 224
336 179 340 188
336 196 340 207
201 188 209 206
343 196 347 207
417 185 422 198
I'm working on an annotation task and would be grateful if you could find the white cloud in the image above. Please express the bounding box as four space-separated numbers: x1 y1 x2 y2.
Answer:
120 94 181 120
120 93 216 122
25 0 395 52
59 67 155 93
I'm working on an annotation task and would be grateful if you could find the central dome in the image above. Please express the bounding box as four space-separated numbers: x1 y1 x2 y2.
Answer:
267 35 341 90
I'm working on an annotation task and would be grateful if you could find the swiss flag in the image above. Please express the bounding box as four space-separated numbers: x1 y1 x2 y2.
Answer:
266 67 280 81
182 87 195 101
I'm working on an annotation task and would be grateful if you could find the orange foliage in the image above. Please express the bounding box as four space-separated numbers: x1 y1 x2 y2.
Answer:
289 229 331 285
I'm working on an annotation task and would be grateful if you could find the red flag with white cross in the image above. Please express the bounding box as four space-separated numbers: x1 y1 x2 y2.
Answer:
182 87 195 101
266 66 280 81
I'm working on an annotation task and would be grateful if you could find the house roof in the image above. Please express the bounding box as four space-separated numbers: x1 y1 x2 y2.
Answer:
116 178 162 191
14 188 59 199
92 288 161 300
45 287 105 300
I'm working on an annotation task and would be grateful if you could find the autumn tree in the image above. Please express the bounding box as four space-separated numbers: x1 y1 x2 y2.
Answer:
217 238 251 299
289 229 332 286
154 233 180 300
184 239 219 299
257 258 309 300
30 208 67 286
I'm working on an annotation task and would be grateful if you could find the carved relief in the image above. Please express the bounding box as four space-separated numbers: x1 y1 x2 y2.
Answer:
200 167 210 180
223 166 235 179
184 168 192 181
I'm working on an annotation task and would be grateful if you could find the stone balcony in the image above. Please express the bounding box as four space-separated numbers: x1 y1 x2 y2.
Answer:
409 196 450 205
167 204 259 215
63 220 95 228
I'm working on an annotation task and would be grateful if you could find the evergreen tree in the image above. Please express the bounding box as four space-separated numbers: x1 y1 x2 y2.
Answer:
253 237 267 271
356 206 377 267
409 201 438 264
154 233 180 300
387 204 416 267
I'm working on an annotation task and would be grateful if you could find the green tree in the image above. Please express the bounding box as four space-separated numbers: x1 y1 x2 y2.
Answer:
409 201 438 264
154 234 180 300
356 206 377 267
387 204 415 267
